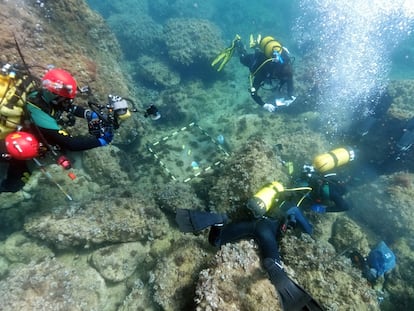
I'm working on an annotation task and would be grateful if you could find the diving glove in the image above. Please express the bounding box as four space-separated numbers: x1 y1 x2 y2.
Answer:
263 103 277 112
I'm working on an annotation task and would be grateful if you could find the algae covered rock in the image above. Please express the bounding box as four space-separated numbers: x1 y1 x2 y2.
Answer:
280 234 380 311
349 172 414 240
209 138 288 219
90 241 150 282
330 216 371 255
195 240 281 311
150 236 212 311
82 145 131 187
119 279 159 311
108 13 162 59
384 238 414 309
1 231 54 264
163 18 224 67
0 257 108 311
134 55 181 89
155 180 205 214
24 197 168 249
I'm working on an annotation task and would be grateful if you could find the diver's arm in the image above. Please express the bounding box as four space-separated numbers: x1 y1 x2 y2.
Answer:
250 86 266 106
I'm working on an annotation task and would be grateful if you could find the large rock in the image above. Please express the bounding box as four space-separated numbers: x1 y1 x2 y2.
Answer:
0 257 108 311
195 240 281 311
150 236 212 311
163 18 224 67
90 241 150 282
0 231 54 264
24 197 168 249
208 138 289 220
280 234 380 311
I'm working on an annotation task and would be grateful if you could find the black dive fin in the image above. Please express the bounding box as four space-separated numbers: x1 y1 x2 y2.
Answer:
263 258 324 311
175 209 227 233
397 129 414 152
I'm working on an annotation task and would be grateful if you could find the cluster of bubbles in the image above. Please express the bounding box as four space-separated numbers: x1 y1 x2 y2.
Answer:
294 0 414 135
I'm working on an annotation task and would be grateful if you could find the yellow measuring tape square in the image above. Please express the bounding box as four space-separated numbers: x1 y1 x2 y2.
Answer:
147 122 230 182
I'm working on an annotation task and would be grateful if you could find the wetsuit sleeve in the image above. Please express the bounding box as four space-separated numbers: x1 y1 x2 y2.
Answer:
68 105 88 119
39 127 101 151
250 84 266 106
327 184 350 212
239 53 266 106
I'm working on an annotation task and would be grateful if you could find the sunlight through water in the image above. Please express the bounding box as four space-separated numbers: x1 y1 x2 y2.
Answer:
295 0 414 135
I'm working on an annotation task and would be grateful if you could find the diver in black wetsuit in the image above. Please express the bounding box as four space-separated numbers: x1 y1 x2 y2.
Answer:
298 165 351 213
236 36 296 112
176 204 324 311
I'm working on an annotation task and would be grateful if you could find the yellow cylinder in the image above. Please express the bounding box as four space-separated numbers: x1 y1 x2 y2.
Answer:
247 181 284 217
0 75 10 98
0 124 13 139
259 36 283 59
0 104 23 117
4 115 21 128
312 147 355 173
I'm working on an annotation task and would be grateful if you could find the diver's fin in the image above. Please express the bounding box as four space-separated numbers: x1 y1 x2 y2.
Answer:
397 129 414 152
175 209 227 233
211 35 241 71
263 258 323 311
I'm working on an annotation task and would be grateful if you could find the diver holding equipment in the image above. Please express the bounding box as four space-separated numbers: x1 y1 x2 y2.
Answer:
212 34 296 111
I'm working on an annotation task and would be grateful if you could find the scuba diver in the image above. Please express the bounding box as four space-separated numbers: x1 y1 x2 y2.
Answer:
176 181 324 311
212 34 296 112
295 147 355 213
298 164 351 213
0 67 130 193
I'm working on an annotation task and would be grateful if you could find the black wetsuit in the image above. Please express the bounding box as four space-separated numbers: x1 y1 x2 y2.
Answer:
209 217 281 261
306 173 350 212
27 92 101 151
239 49 294 106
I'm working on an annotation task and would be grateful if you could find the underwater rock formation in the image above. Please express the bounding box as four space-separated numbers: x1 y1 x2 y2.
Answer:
280 234 380 311
24 197 168 249
163 18 224 67
134 55 181 89
0 231 54 264
155 180 205 214
90 241 149 282
108 13 163 60
208 138 289 219
0 257 108 311
195 240 281 311
150 236 213 311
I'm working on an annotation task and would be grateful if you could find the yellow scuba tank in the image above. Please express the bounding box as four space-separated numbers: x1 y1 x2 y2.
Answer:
0 65 37 139
247 181 284 218
259 36 283 59
312 147 355 173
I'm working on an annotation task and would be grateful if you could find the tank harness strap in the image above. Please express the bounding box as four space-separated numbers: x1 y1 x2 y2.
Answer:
327 151 340 168
249 58 273 88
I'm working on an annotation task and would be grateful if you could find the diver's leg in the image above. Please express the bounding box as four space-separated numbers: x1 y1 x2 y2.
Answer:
254 218 281 261
209 220 256 247
0 159 29 192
